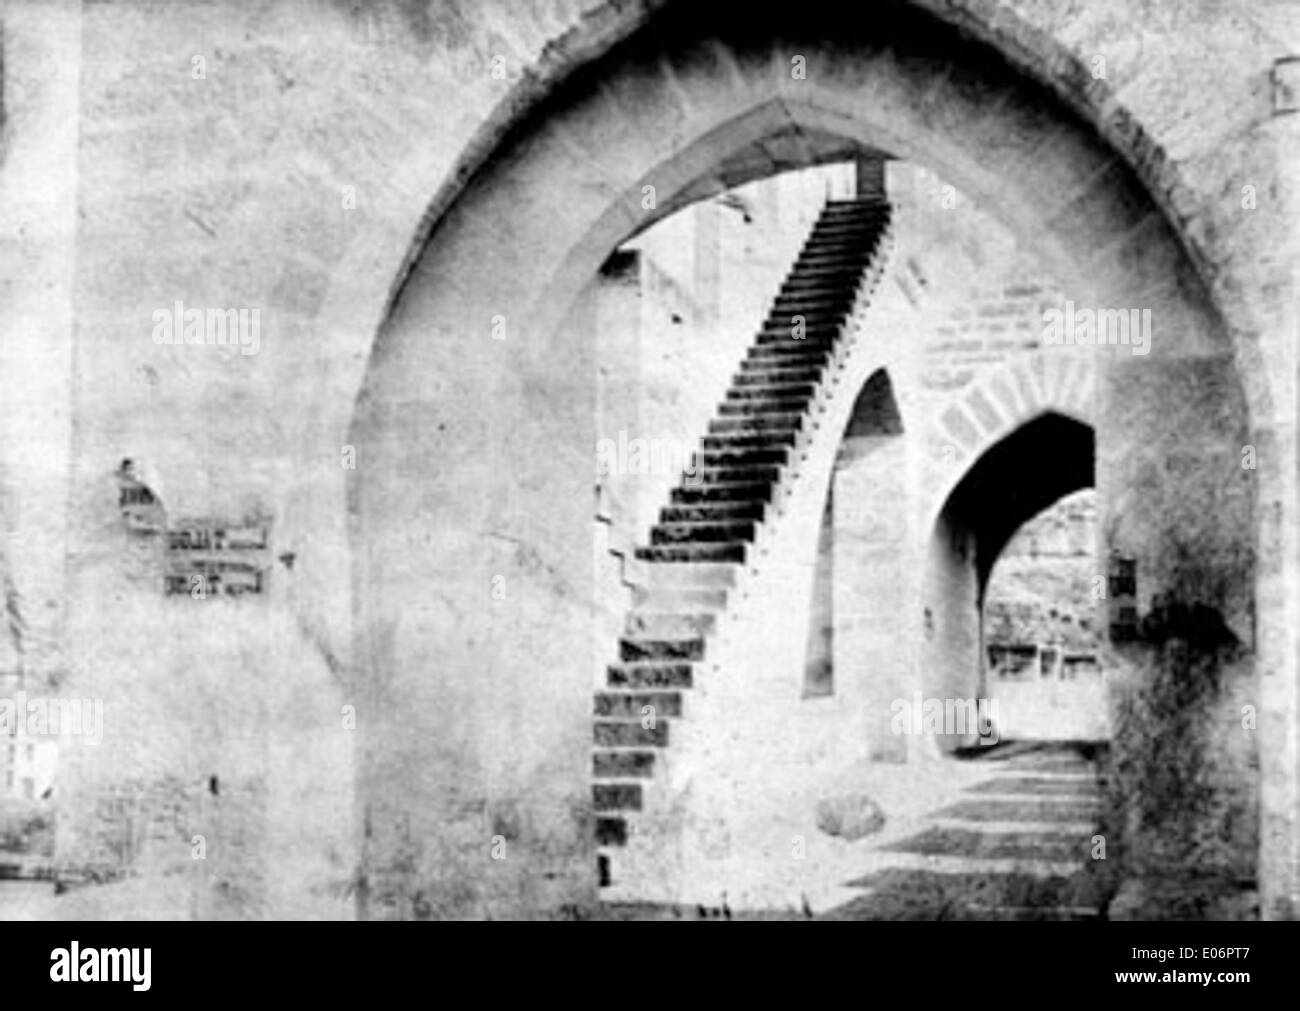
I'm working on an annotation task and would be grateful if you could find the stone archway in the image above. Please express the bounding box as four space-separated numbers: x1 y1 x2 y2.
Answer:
348 0 1270 917
810 368 907 701
924 410 1096 748
925 356 1097 531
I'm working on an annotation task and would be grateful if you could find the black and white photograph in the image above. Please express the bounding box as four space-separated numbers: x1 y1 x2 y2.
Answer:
0 0 1296 988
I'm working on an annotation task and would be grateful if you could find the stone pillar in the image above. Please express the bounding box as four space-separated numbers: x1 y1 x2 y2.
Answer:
1256 60 1300 919
833 439 910 761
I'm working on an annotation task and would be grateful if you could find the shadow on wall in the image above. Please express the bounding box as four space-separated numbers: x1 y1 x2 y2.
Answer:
1104 594 1257 918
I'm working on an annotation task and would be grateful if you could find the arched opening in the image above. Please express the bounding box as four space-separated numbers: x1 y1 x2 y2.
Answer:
348 0 1257 918
805 368 905 699
983 489 1108 744
924 412 1094 751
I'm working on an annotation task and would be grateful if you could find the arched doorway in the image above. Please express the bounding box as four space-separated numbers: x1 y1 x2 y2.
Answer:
983 488 1107 743
924 411 1095 746
348 0 1260 918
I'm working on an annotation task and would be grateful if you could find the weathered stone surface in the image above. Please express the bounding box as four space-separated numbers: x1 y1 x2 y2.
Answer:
1108 876 1259 922
0 0 1292 921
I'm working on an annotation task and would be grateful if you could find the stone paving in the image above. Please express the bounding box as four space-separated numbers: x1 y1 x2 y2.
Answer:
601 740 1115 920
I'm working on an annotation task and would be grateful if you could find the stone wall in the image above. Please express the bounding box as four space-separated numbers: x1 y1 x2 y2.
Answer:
0 0 1291 918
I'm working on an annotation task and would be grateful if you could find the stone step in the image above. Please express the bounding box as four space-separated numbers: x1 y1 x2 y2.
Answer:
795 249 874 268
725 383 815 401
822 200 889 213
813 220 885 234
619 637 703 663
749 342 835 360
758 316 843 333
763 306 848 325
768 308 850 327
801 235 872 252
795 250 869 267
595 719 670 748
798 244 869 259
756 317 840 334
807 233 878 249
700 430 798 449
817 207 884 220
594 691 684 719
814 215 885 232
630 584 728 611
743 346 833 365
659 500 766 523
707 414 802 435
966 776 1102 797
799 246 875 262
804 219 876 232
712 397 800 421
742 355 832 374
759 311 843 328
788 262 862 279
692 463 782 484
786 263 866 280
776 291 856 310
759 310 843 327
789 258 874 276
740 357 829 377
606 662 694 688
669 480 772 502
753 327 838 345
595 816 628 846
694 447 787 467
771 291 854 309
593 750 656 778
776 273 859 290
754 335 842 353
823 197 888 209
780 276 862 296
778 279 860 300
804 227 872 240
733 366 822 385
784 262 865 279
718 398 809 416
623 612 716 637
592 783 643 812
741 360 829 378
635 542 746 564
650 520 756 544
637 560 737 587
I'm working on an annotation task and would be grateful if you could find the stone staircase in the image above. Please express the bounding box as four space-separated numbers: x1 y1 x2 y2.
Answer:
593 197 893 890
